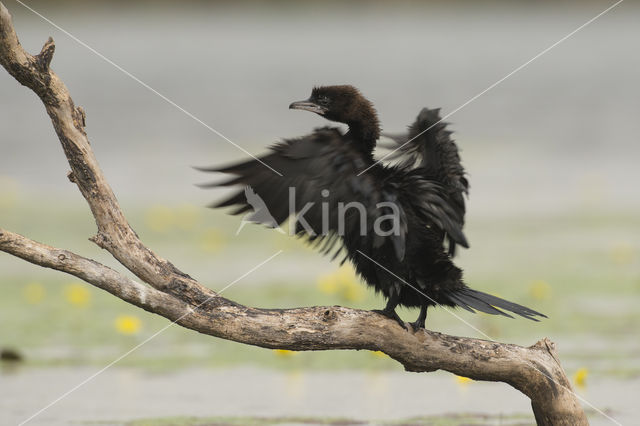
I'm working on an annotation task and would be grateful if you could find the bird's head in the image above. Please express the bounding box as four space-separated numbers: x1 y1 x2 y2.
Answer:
289 85 380 142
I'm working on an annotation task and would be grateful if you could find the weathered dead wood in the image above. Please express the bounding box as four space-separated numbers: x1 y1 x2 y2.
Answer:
0 3 589 425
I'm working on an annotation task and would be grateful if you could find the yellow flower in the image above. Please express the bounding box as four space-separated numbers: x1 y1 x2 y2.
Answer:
573 367 588 389
145 205 175 232
341 278 365 302
529 280 552 300
455 375 473 385
200 228 226 252
24 282 45 304
274 349 296 357
317 266 364 301
317 273 339 295
115 315 142 335
65 283 90 307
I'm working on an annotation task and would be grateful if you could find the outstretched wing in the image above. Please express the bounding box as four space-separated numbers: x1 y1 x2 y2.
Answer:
198 127 467 261
383 108 468 256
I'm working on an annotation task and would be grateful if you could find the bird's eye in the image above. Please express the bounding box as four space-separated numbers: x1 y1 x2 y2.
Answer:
319 96 330 106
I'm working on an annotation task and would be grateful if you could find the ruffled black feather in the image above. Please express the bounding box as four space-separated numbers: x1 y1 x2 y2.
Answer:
384 108 468 256
199 86 545 328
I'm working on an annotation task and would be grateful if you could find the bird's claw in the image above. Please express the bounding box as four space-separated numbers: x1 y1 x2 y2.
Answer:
409 321 425 332
372 309 408 331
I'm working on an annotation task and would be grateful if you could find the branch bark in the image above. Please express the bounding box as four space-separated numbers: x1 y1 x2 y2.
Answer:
0 3 588 425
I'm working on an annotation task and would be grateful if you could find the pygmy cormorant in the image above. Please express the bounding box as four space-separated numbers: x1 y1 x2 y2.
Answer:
200 85 546 330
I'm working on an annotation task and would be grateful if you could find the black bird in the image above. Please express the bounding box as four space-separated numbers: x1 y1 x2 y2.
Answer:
200 85 546 330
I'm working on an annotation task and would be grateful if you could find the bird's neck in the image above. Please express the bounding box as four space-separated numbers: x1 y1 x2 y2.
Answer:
346 118 379 158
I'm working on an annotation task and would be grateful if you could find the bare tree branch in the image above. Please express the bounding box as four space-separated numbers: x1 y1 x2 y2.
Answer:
0 3 588 424
0 2 212 307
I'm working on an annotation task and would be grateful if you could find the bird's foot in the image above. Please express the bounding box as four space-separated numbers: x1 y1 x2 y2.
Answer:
409 320 426 333
372 309 408 331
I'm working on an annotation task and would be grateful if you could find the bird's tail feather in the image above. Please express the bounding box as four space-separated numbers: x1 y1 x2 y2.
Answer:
449 288 546 321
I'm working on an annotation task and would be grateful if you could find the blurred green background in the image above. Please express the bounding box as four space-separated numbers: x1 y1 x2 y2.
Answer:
1 1 639 425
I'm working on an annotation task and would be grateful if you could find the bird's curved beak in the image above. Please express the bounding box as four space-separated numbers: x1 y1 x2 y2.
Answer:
289 99 326 115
